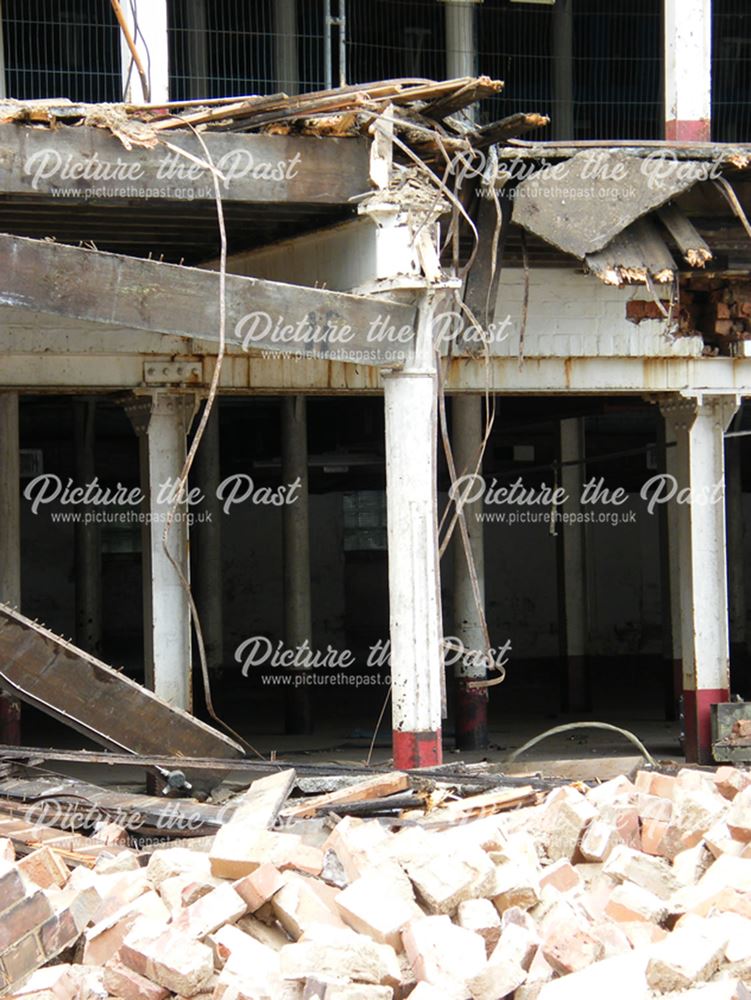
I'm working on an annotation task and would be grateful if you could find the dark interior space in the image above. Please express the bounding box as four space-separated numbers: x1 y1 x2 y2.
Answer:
15 391 749 761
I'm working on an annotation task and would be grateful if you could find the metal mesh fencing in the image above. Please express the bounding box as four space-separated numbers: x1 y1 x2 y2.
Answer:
2 0 121 103
1 1 750 143
713 0 751 142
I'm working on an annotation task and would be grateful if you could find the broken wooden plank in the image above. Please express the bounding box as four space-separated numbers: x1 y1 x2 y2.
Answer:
512 150 703 258
222 769 296 828
0 602 244 784
282 771 411 819
421 77 504 121
0 235 416 365
0 808 128 868
0 771 226 834
0 125 370 205
585 217 677 287
471 112 550 149
415 785 539 825
656 203 713 267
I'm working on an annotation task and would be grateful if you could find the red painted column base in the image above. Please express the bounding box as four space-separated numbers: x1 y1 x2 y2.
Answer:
0 693 21 746
393 729 442 769
456 683 488 751
683 688 728 764
665 119 711 142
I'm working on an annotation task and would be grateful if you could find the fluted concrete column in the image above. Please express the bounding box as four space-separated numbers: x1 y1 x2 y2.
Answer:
0 392 21 744
726 435 748 693
126 393 198 710
275 0 299 96
282 395 313 733
558 417 590 712
661 395 739 763
192 402 224 674
384 294 444 768
74 399 102 656
452 395 488 750
664 0 711 140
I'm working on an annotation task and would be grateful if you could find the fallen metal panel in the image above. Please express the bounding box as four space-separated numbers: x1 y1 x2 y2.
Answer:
512 150 702 258
584 217 677 287
0 602 244 775
0 234 417 366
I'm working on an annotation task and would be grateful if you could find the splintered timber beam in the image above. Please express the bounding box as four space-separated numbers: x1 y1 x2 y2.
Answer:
0 234 417 365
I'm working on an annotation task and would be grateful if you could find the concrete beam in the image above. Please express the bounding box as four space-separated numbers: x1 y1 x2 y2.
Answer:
0 234 416 366
0 126 369 205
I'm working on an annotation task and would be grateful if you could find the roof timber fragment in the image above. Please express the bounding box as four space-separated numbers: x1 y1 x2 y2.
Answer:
0 233 418 365
656 203 713 267
584 217 677 288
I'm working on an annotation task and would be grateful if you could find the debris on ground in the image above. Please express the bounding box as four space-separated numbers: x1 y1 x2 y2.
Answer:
4 760 751 997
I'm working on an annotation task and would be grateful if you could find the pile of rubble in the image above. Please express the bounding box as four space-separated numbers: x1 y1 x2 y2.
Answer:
6 763 751 999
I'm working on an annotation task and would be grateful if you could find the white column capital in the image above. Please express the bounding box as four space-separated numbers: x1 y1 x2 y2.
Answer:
123 392 199 438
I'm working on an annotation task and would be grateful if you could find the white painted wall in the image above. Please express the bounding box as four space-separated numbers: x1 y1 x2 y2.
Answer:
492 269 704 358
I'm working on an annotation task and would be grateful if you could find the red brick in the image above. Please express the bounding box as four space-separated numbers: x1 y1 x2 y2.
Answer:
640 819 669 856
539 859 581 895
170 883 246 940
39 909 79 959
103 958 170 1000
0 891 54 953
0 863 29 916
18 849 70 891
1 932 45 989
232 863 285 912
120 921 214 996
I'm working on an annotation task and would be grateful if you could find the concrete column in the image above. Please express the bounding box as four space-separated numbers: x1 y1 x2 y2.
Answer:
452 394 488 750
661 395 738 763
552 0 574 141
192 402 224 674
726 434 748 694
442 0 479 80
282 395 313 734
126 393 197 710
0 392 21 744
659 413 682 718
73 400 102 656
119 0 169 104
0 2 7 101
664 0 711 141
181 0 209 99
275 0 299 96
384 294 444 769
558 417 590 712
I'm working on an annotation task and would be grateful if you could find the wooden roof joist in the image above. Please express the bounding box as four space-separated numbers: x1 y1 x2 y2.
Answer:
0 233 417 365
